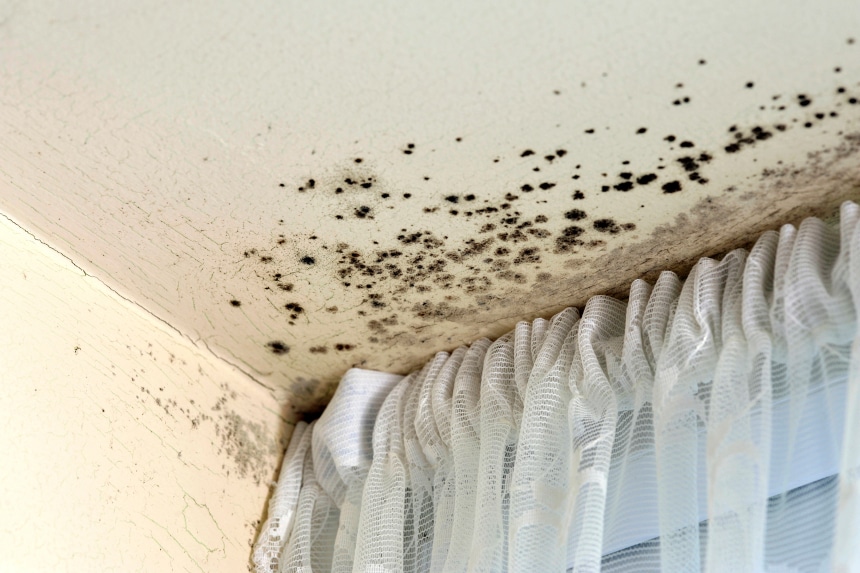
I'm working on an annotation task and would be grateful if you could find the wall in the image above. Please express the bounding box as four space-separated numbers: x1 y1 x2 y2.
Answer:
1 2 859 570
0 214 289 572
1 1 858 413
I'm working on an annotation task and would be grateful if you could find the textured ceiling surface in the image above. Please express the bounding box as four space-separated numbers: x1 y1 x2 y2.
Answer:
1 0 859 414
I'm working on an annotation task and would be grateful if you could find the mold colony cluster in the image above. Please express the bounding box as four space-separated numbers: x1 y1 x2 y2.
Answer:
230 41 858 364
136 380 281 486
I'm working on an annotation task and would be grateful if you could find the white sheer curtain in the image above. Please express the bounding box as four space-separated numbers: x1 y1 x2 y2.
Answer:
254 201 860 572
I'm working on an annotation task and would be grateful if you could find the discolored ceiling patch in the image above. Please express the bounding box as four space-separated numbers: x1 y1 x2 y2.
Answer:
227 50 860 413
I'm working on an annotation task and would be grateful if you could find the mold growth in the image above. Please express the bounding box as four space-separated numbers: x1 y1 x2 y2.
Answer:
136 381 284 486
228 39 860 413
266 341 289 355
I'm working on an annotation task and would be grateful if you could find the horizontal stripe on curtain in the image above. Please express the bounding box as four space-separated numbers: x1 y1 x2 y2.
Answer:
254 201 860 573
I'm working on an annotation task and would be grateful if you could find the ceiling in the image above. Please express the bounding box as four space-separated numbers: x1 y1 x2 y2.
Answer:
1 0 859 415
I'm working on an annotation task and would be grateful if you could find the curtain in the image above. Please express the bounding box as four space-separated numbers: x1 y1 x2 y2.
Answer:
253 201 860 572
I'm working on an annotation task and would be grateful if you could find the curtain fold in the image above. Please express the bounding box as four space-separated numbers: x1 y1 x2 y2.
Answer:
255 201 860 572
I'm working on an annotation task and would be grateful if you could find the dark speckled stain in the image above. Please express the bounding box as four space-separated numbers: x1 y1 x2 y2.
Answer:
137 382 285 488
266 341 289 355
593 219 636 234
287 377 332 418
354 205 373 219
242 43 860 370
555 225 585 253
662 181 683 194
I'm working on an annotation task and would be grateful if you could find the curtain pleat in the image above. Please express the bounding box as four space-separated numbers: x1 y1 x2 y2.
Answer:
255 201 860 572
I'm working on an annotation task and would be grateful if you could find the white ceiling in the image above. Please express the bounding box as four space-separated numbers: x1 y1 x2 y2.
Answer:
1 0 859 414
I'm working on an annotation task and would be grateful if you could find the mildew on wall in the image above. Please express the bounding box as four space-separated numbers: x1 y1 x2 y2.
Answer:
0 0 858 415
0 214 289 572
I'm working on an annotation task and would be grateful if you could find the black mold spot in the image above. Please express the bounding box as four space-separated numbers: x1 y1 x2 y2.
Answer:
662 180 682 194
445 195 459 203
285 302 304 314
636 127 647 134
636 173 657 185
593 218 621 234
521 149 535 157
266 341 289 355
554 225 584 253
752 126 772 140
538 182 556 190
677 156 699 172
564 209 588 221
309 346 328 354
229 300 241 307
334 343 354 351
573 191 585 200
300 256 316 265
513 247 541 264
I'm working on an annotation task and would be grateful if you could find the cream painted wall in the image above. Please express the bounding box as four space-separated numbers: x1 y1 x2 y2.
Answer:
0 1 859 570
1 0 858 412
0 213 289 572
